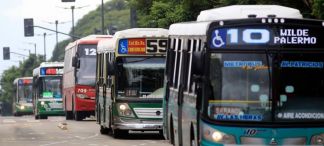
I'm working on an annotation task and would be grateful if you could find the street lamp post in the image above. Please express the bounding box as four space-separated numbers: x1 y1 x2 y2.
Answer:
23 42 36 57
101 0 104 34
42 20 71 58
56 5 89 41
35 33 55 61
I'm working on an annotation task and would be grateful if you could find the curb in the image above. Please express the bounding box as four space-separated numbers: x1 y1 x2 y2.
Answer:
57 122 67 130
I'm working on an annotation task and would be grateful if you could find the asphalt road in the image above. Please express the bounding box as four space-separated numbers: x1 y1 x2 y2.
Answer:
0 116 172 146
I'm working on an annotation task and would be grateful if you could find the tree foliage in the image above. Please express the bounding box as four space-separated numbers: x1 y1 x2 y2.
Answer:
50 0 131 62
129 0 324 28
0 54 43 116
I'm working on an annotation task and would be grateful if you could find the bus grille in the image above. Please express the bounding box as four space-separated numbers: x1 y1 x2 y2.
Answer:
133 108 163 118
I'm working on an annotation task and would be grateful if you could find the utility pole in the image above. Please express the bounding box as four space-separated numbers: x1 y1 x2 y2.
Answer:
35 33 55 61
23 42 36 58
101 0 104 34
56 5 89 41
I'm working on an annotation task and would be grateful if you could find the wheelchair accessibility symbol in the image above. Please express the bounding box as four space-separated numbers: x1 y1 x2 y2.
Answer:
211 29 226 48
118 39 128 54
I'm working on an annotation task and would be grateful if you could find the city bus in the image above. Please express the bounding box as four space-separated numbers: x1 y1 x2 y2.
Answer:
63 35 112 121
13 77 33 116
32 62 65 119
163 5 324 146
96 28 168 138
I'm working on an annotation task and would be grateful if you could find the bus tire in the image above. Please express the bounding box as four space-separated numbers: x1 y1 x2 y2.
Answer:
40 115 47 119
190 125 197 146
65 111 73 120
100 125 110 134
113 129 127 139
35 115 39 120
74 111 83 121
170 117 175 145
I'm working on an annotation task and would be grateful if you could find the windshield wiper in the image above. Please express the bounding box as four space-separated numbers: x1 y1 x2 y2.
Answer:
265 50 273 122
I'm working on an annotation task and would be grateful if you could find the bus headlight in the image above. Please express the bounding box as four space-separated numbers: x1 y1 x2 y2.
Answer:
124 109 132 116
311 134 324 144
119 104 126 110
201 123 236 144
41 101 45 105
20 105 25 109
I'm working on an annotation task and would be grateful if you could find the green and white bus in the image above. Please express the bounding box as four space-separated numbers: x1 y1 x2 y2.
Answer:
162 5 324 146
13 77 33 116
96 28 168 138
32 62 65 119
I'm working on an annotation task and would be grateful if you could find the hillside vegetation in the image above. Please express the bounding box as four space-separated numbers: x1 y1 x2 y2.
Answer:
50 0 131 62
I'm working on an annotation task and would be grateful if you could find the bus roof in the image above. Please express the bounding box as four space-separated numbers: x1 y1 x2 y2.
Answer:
97 28 169 52
114 28 168 38
170 5 302 36
13 77 33 84
33 62 64 76
97 39 117 53
65 35 113 51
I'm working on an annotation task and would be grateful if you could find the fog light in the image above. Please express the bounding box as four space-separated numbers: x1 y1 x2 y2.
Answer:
223 134 231 142
119 111 124 115
41 101 45 105
316 135 324 144
212 132 222 142
204 130 210 135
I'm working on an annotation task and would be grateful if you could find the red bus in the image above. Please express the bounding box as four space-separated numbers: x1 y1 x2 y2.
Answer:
63 35 112 121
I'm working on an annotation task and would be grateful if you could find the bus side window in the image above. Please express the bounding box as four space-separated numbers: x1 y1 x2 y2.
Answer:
166 38 176 87
188 39 201 93
173 39 182 88
181 39 190 90
97 53 102 85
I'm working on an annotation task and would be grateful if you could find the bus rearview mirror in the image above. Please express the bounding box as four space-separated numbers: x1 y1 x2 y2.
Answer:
72 56 80 68
107 60 115 75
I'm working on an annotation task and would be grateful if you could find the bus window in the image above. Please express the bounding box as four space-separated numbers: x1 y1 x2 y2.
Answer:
208 53 272 121
116 57 165 98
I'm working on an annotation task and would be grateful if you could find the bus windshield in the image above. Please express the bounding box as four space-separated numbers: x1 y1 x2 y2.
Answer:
39 76 62 99
18 85 32 102
208 53 324 122
76 44 97 86
116 57 165 98
208 53 272 122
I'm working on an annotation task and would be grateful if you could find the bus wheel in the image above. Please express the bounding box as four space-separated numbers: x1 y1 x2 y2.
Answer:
35 115 39 120
74 111 83 121
113 129 127 139
100 126 110 134
40 115 47 119
65 111 73 120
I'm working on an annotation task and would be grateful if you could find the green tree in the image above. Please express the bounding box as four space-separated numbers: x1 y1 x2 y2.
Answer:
129 0 324 28
0 54 43 116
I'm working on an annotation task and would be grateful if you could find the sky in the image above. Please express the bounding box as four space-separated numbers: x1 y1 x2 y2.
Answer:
0 0 110 76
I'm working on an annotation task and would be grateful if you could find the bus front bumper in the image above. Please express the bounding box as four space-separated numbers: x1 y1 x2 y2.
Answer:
114 123 163 130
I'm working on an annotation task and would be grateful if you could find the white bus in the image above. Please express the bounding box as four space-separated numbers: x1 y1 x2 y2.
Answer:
33 62 65 119
13 77 33 116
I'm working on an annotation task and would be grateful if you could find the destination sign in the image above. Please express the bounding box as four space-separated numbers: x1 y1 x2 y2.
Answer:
118 38 167 54
210 25 323 49
18 79 32 85
40 67 63 75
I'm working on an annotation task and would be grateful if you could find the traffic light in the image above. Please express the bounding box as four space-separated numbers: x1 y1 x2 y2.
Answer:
94 28 101 34
24 18 34 37
3 47 10 60
109 24 117 35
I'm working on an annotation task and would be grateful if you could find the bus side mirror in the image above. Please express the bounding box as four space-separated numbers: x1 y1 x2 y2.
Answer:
192 51 204 82
72 56 80 68
107 60 115 75
33 79 38 86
